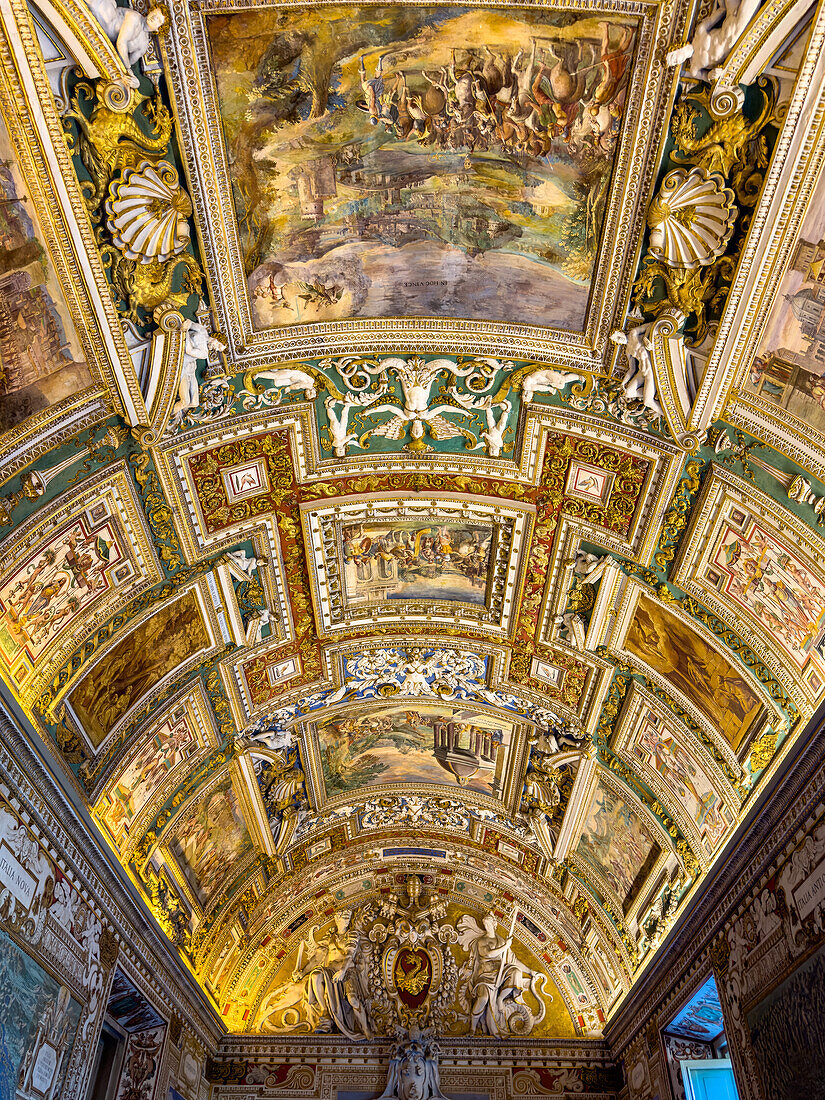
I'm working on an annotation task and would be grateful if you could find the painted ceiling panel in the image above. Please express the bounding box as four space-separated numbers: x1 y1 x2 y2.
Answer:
0 0 823 1044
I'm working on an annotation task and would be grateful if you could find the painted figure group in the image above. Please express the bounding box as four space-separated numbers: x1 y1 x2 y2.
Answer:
358 23 634 160
343 526 490 588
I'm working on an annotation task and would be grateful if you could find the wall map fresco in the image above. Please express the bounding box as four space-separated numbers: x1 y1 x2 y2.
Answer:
206 5 636 330
624 597 764 751
0 108 91 433
343 519 493 606
316 702 513 799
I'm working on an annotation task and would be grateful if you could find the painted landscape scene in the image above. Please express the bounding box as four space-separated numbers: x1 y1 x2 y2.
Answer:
342 519 494 605
317 703 512 798
206 5 637 329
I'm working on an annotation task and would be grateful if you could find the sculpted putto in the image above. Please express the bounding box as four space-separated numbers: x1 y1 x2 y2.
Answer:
666 0 762 82
84 0 165 88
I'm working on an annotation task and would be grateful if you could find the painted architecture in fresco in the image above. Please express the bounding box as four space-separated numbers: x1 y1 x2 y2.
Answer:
342 519 493 605
168 778 253 907
746 165 825 432
317 703 512 798
66 592 210 747
574 775 660 913
206 6 636 330
0 111 91 432
624 597 764 750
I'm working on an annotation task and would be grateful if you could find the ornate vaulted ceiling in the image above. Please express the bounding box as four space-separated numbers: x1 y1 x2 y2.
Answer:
1 0 825 1042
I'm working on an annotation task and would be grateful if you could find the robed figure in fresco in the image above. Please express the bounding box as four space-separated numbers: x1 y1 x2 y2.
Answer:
456 914 547 1035
259 910 373 1038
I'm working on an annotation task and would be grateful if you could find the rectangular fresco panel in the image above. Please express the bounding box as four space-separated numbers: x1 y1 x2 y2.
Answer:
704 513 825 669
632 715 733 856
0 929 81 1097
0 109 91 433
0 512 129 670
67 591 210 747
97 714 199 849
317 702 513 798
169 777 252 906
342 520 493 605
745 166 825 433
624 597 764 751
574 774 660 912
206 6 637 331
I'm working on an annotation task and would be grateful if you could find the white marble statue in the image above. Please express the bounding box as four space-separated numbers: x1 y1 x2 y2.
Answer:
455 914 547 1036
666 0 763 82
169 319 225 429
379 1031 450 1100
611 324 663 417
520 368 579 405
259 911 373 1039
84 0 165 89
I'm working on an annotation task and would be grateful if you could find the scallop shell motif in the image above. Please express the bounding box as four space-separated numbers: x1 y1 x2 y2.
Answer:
105 160 192 264
647 167 736 268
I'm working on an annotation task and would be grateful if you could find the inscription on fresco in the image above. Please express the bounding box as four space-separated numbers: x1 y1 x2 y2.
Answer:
793 855 825 920
0 841 36 908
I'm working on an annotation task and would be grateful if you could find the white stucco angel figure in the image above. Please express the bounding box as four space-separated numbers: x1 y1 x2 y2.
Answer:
520 368 580 405
224 549 267 578
169 319 225 429
610 324 663 417
325 394 363 457
259 910 373 1039
84 0 166 89
471 399 511 457
249 367 320 401
666 0 763 82
455 914 547 1036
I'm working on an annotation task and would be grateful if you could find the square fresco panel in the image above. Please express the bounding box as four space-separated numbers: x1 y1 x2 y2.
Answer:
0 930 81 1097
0 110 92 434
624 597 764 751
67 591 210 747
706 514 825 669
745 164 825 434
574 773 660 912
97 714 199 850
342 520 494 606
317 702 513 798
632 716 733 857
206 6 637 330
169 777 253 906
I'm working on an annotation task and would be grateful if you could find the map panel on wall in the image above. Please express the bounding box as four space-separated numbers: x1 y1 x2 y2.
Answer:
623 596 764 751
168 776 253 907
206 5 636 331
0 930 81 1098
343 520 493 606
315 702 514 800
66 591 211 747
573 772 660 913
0 108 91 434
744 164 825 435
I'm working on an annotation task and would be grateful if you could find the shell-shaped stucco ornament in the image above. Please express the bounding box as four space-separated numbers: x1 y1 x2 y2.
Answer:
646 167 736 268
105 160 192 264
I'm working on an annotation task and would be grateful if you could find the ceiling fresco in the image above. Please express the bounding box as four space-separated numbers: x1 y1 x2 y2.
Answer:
1 0 825 1045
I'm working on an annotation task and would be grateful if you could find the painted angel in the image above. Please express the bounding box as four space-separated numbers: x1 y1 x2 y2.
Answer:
259 910 373 1039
